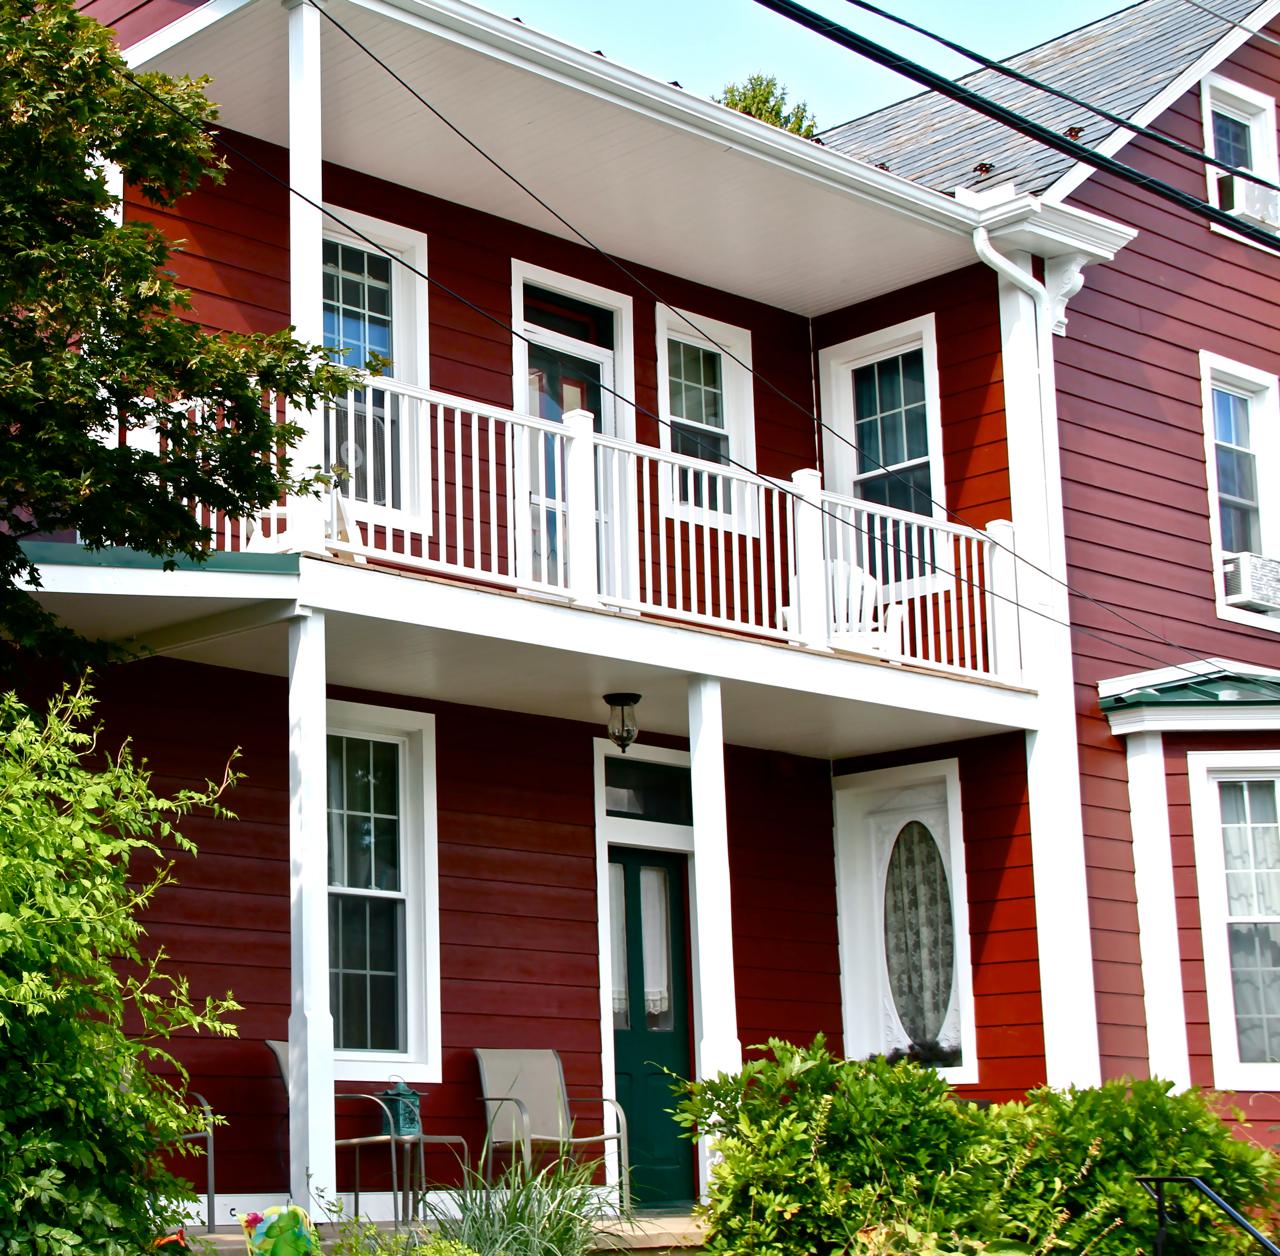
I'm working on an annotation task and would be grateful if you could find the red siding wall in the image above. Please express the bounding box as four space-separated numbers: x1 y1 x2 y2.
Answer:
90 658 841 1194
1057 22 1280 1079
79 0 205 50
813 264 1011 527
833 732 1046 1101
1164 731 1280 1148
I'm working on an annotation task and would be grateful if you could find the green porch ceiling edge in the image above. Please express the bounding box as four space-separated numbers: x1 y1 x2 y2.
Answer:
21 540 300 576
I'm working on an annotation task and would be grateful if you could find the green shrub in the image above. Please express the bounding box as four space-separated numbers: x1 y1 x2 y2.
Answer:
674 1037 1280 1256
0 685 239 1253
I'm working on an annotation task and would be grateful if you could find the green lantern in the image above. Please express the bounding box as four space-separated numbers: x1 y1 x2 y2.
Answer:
379 1079 421 1137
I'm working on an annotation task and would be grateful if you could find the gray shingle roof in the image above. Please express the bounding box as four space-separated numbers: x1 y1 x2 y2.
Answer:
820 0 1264 196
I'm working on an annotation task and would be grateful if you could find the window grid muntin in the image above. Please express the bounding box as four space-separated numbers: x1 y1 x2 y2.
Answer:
1219 778 1280 1064
1214 108 1254 170
327 732 407 1053
323 240 393 370
1212 385 1262 554
851 347 932 514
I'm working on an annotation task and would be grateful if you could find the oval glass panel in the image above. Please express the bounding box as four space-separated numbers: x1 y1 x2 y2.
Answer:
883 820 955 1048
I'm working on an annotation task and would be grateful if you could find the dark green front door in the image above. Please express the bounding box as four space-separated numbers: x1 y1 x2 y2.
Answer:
610 847 694 1206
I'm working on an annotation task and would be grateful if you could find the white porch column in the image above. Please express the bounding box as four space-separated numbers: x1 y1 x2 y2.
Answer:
1126 731 1192 1088
287 610 336 1209
563 408 601 607
789 469 832 651
687 676 742 1079
284 0 327 554
995 261 1101 1087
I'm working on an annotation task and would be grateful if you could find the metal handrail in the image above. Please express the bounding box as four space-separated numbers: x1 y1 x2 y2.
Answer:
1137 1175 1280 1254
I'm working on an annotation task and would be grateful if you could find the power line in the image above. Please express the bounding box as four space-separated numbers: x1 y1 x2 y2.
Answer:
752 0 1280 255
1178 0 1280 53
837 0 1280 196
116 64 1280 701
301 0 1280 696
118 70 1190 681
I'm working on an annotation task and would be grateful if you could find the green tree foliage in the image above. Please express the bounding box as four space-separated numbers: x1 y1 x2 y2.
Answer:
675 1036 1280 1256
0 684 240 1252
716 74 818 137
0 0 359 666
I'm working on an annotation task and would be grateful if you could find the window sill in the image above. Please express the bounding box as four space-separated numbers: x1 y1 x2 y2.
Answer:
333 1052 441 1085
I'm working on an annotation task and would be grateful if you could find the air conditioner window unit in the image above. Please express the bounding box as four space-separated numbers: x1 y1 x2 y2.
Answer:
1219 175 1280 231
1224 552 1280 612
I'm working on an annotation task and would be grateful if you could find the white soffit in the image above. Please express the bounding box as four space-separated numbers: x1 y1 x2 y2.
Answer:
134 0 983 315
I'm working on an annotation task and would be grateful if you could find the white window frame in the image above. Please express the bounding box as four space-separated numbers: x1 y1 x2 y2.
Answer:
1198 351 1280 631
1188 750 1280 1090
327 699 441 1084
656 307 756 522
1201 75 1280 248
322 206 429 388
818 314 946 519
511 261 635 443
833 758 977 1085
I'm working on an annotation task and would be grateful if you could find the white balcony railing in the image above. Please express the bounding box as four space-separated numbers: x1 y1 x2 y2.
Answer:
244 379 1020 682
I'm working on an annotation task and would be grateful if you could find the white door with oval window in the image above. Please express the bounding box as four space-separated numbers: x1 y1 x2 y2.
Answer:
835 765 976 1084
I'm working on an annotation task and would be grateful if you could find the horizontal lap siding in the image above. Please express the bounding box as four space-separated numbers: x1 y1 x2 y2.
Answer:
1059 26 1280 1080
813 264 1010 526
1164 732 1280 1149
833 733 1045 1100
726 748 843 1055
79 0 206 48
86 659 840 1192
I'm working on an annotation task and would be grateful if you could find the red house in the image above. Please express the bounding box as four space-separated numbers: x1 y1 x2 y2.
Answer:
30 0 1280 1223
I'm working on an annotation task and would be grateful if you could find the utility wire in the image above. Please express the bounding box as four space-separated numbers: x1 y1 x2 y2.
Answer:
299 0 1280 696
1178 0 1280 53
752 0 1280 255
118 68 1280 700
118 69 1207 683
837 0 1280 195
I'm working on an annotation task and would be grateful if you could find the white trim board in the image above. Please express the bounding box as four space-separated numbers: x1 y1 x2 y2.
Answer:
1099 657 1280 698
1125 731 1192 1089
1044 0 1280 205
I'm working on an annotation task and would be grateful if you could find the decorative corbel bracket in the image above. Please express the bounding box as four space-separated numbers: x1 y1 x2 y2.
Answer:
1044 253 1089 336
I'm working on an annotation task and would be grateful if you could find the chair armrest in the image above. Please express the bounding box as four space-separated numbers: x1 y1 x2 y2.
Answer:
338 1091 398 1131
478 1094 531 1147
180 1091 214 1143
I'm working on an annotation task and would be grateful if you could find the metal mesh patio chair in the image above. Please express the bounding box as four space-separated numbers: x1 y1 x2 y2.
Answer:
474 1047 630 1208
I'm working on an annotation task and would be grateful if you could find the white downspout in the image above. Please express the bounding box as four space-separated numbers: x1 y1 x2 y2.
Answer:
972 226 1103 1088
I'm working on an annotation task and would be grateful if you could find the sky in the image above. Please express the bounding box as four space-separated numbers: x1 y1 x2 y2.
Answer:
467 0 1132 131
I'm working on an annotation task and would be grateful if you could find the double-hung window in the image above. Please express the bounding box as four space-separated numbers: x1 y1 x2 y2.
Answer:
656 307 755 514
1190 754 1280 1087
321 210 428 518
1202 74 1280 221
326 700 440 1082
819 316 944 517
1199 353 1280 621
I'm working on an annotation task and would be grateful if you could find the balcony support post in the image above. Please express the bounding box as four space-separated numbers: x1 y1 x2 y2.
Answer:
985 519 1021 683
286 609 336 1212
563 409 601 606
284 0 327 555
687 675 742 1194
789 468 831 650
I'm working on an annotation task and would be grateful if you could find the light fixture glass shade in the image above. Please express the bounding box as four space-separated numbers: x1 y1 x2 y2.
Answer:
603 692 642 753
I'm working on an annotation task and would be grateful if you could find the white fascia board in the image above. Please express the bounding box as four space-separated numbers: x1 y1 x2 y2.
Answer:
26 557 301 604
1106 706 1280 736
979 196 1138 262
296 559 1040 730
124 0 257 64
331 0 986 237
1042 0 1280 206
1098 656 1280 699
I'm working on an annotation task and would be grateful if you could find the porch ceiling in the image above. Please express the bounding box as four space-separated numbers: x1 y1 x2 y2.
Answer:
34 558 1034 761
130 0 984 317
